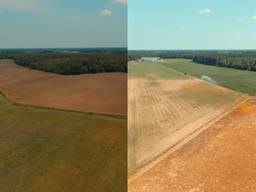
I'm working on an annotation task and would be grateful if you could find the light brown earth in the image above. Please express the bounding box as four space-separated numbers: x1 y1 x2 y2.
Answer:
0 63 127 116
129 98 256 192
128 61 245 177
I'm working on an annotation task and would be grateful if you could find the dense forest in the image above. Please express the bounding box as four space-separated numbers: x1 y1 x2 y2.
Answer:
192 55 256 71
0 48 127 75
129 50 256 72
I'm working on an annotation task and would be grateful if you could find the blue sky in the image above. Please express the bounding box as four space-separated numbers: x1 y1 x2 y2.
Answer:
129 0 256 50
0 0 127 48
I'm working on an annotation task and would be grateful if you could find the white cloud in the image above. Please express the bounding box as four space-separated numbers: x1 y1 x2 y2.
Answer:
100 9 112 17
0 0 48 13
198 8 212 15
250 15 256 21
112 0 127 5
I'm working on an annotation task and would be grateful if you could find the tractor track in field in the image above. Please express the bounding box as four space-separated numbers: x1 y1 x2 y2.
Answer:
128 97 247 183
129 97 256 192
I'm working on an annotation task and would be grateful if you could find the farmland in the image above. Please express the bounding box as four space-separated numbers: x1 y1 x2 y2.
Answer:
0 59 15 64
0 93 126 192
129 98 256 192
0 62 127 116
161 59 256 95
128 61 245 177
0 59 127 192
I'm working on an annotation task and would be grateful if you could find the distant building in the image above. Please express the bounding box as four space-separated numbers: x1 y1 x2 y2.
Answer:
140 57 160 62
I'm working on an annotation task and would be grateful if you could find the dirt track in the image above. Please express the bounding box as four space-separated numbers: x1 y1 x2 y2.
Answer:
0 64 127 116
129 98 256 192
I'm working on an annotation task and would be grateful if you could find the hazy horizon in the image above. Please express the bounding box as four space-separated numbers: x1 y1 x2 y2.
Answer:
128 49 256 51
0 47 127 50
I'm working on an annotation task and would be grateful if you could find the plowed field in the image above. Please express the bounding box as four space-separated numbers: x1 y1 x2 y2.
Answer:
0 63 127 116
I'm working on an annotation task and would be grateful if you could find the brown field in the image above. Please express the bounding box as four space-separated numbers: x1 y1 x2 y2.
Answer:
0 60 127 192
129 98 256 192
128 61 245 177
0 63 127 116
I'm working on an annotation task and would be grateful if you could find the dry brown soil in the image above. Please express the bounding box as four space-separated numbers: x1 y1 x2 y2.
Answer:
129 98 256 192
0 64 127 116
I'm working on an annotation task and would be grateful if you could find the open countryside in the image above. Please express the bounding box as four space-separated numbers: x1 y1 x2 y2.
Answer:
0 56 127 192
128 61 245 177
129 97 256 192
0 93 126 192
161 59 256 95
129 0 256 191
0 60 127 116
128 57 256 192
0 0 127 190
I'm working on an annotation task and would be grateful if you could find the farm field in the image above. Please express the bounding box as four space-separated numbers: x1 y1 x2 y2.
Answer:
128 61 245 177
0 93 126 192
161 59 256 95
0 61 127 116
0 59 15 64
129 98 256 192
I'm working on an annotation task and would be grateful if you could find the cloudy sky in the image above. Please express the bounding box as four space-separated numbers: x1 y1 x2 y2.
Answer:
129 0 256 50
0 0 127 48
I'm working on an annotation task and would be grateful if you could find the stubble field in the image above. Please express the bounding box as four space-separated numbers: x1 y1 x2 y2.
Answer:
129 98 256 192
128 61 245 177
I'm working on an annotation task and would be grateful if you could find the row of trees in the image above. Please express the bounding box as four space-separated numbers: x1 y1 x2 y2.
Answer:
2 50 256 73
0 51 127 75
192 56 256 71
129 50 256 72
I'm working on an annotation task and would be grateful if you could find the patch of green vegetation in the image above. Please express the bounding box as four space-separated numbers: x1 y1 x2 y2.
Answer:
129 61 190 80
178 85 239 106
0 94 126 192
162 59 256 95
0 59 14 64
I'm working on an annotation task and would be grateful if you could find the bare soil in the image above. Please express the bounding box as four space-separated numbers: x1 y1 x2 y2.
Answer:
0 64 127 116
129 98 256 192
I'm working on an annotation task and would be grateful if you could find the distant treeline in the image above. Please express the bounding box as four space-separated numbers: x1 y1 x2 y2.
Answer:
129 50 256 72
128 50 194 61
192 55 256 71
0 49 127 75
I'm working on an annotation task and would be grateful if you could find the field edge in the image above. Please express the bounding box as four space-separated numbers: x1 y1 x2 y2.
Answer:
0 89 126 120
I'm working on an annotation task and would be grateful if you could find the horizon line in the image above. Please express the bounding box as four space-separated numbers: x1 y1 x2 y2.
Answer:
128 48 256 51
0 47 128 50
